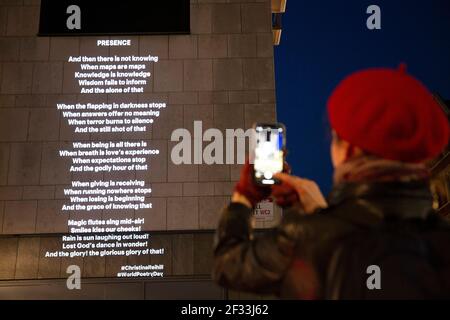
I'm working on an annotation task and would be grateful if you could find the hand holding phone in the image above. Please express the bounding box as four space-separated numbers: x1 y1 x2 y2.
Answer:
272 173 328 213
252 123 286 186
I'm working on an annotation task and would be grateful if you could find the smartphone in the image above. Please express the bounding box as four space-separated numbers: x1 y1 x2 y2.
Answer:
252 123 286 186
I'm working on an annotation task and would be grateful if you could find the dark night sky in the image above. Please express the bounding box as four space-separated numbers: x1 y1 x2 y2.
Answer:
274 0 450 194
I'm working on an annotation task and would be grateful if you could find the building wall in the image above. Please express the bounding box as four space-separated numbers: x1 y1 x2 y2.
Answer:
0 0 278 298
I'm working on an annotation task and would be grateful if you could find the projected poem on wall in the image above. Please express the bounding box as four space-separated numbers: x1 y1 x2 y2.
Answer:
44 40 165 278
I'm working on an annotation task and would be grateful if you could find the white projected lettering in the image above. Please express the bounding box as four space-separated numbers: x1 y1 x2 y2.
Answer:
67 54 158 94
57 102 165 133
43 40 165 278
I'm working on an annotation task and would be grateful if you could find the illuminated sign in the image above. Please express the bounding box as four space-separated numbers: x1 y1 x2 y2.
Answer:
43 39 167 278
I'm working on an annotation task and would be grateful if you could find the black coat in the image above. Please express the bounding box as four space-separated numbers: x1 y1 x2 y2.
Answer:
213 181 450 299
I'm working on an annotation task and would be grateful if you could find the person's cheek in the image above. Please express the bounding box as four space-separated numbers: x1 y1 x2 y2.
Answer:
331 140 346 168
330 141 338 168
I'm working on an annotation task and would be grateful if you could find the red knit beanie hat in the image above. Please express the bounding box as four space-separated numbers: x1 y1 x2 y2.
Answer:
327 64 449 163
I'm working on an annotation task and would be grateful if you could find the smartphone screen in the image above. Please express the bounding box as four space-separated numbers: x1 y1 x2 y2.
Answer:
253 124 285 185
